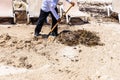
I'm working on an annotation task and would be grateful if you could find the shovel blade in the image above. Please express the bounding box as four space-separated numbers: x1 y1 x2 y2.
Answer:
47 35 55 43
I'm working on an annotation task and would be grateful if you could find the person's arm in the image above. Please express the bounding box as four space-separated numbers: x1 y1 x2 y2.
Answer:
48 1 60 20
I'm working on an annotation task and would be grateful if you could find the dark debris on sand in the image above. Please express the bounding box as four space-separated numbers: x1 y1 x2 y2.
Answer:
56 29 104 46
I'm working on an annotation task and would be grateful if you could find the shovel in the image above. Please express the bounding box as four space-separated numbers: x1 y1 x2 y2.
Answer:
47 5 74 42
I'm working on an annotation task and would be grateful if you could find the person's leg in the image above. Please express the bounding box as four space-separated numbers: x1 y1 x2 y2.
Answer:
34 9 49 36
50 7 58 36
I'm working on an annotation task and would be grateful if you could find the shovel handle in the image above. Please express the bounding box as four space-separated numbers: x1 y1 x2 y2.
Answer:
62 5 73 18
48 5 73 36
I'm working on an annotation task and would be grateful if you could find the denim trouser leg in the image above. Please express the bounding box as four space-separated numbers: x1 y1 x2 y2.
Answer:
35 9 49 35
50 7 58 34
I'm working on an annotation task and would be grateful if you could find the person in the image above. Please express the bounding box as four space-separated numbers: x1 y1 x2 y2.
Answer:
34 0 75 37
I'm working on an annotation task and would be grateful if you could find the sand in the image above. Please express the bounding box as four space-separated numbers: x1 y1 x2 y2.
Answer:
0 1 120 80
0 20 120 80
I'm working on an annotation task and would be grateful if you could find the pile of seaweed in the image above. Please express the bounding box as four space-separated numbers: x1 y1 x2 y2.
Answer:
56 29 104 46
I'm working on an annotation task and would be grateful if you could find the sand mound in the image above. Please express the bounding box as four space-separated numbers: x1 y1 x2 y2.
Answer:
0 33 43 49
0 34 45 69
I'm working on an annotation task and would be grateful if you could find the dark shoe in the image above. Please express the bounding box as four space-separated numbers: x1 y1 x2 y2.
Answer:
34 33 40 37
50 32 58 36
